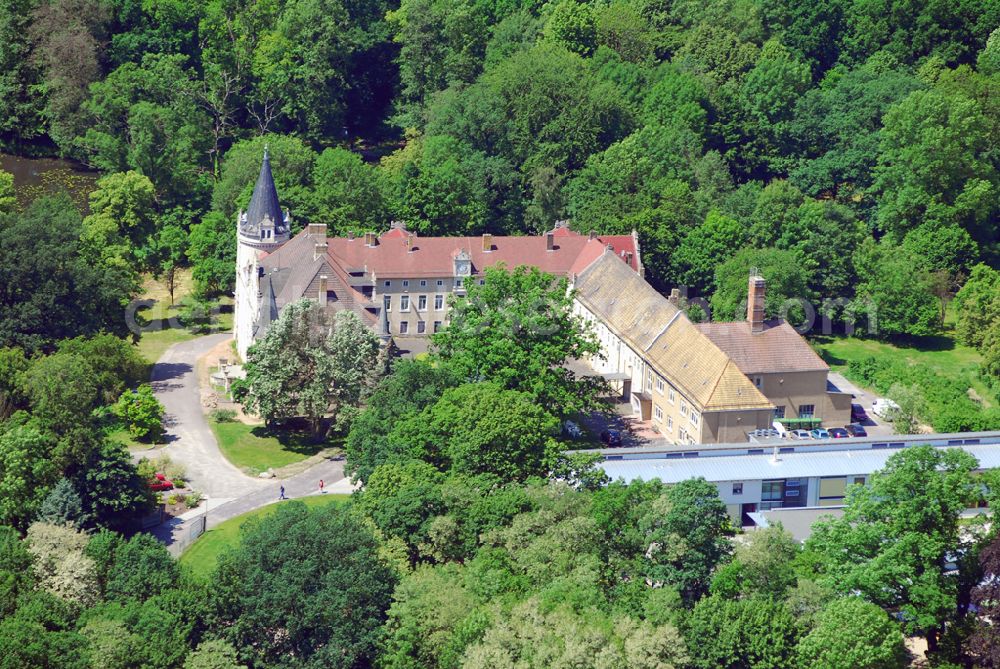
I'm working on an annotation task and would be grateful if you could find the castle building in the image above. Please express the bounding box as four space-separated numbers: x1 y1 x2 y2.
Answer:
233 152 641 360
234 151 850 443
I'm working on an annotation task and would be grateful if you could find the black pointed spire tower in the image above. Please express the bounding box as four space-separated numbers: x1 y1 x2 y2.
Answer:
238 146 290 250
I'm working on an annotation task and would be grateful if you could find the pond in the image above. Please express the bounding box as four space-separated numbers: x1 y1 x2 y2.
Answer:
0 153 99 213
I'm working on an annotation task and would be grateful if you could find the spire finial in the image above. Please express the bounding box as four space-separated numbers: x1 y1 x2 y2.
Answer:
263 143 269 161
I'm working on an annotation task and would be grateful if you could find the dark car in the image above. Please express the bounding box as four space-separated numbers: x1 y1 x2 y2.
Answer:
828 428 849 439
845 423 868 437
600 429 623 446
851 403 869 423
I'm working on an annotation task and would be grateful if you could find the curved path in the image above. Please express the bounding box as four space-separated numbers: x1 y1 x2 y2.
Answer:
149 334 353 554
151 333 267 498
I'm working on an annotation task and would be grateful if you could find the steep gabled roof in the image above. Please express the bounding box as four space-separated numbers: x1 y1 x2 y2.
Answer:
574 252 773 412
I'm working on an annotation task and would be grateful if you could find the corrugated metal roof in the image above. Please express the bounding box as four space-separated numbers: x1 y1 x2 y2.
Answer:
600 444 1000 483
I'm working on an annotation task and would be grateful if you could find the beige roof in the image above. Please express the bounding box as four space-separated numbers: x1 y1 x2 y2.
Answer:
574 253 773 412
695 321 829 374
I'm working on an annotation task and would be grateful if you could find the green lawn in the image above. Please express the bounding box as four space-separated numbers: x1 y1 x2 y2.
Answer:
134 269 234 366
811 332 993 407
178 494 349 580
210 421 332 474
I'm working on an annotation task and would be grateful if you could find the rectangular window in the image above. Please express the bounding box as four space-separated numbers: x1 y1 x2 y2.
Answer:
479 278 485 285
654 405 663 421
689 411 699 427
853 476 866 486
655 378 665 394
732 482 743 495
668 388 675 405
418 295 427 311
400 295 410 311
402 280 409 288
417 321 426 334
433 321 442 333
752 376 763 388
774 406 785 419
399 321 409 334
383 280 391 288
456 278 463 288
436 279 444 287
434 294 444 310
646 370 653 392
798 404 815 418
383 295 391 312
666 417 673 431
420 280 427 287
680 401 688 417
819 477 846 500
762 480 783 502
678 428 687 441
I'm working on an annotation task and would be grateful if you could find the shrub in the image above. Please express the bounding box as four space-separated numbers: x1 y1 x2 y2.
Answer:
184 491 203 509
210 408 238 423
111 384 165 442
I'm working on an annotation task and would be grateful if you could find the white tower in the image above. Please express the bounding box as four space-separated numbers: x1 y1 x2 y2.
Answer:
234 148 291 360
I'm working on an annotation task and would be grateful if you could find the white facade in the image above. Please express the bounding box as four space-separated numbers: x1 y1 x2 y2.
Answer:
234 234 260 361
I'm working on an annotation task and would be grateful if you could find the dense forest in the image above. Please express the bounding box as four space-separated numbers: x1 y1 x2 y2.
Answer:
2 0 1000 339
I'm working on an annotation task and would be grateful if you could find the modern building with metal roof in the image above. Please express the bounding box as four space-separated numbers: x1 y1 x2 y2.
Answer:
592 431 1000 526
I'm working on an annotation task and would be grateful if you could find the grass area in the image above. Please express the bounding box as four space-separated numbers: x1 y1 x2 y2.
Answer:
108 427 164 453
811 331 994 408
210 421 333 474
134 269 235 365
179 494 349 580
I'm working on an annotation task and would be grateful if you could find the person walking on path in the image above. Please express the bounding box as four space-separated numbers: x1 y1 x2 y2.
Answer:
279 485 287 500
319 479 325 494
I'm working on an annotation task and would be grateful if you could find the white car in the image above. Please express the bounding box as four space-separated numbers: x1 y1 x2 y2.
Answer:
872 398 900 418
790 429 813 440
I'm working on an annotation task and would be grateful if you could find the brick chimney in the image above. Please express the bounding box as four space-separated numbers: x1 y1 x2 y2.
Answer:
318 275 328 305
405 234 413 252
668 288 681 305
313 241 326 262
546 231 554 251
306 223 327 237
364 231 377 247
747 269 766 334
482 233 493 252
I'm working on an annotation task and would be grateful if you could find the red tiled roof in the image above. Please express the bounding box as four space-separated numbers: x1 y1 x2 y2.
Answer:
695 320 829 374
317 227 639 278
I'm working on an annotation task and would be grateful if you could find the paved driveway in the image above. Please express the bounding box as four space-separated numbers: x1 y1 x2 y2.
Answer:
827 371 895 438
151 334 268 498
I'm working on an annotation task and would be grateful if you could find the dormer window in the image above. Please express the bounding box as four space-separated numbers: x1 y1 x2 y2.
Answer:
453 250 471 277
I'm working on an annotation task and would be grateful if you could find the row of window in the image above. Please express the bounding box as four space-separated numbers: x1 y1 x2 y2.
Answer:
389 320 443 335
383 278 485 289
383 294 446 312
772 404 815 419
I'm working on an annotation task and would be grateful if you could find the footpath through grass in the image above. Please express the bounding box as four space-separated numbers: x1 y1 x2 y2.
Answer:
179 494 349 580
209 421 333 474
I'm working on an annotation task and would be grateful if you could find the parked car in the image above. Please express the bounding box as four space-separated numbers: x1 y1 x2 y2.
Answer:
850 403 869 422
828 427 849 438
149 472 174 492
845 423 868 437
600 429 623 446
810 428 830 439
790 429 813 440
562 420 582 438
872 398 900 418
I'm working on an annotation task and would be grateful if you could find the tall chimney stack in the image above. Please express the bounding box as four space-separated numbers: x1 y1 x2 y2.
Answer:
318 275 328 305
313 241 326 262
747 269 766 334
482 233 493 252
546 231 555 251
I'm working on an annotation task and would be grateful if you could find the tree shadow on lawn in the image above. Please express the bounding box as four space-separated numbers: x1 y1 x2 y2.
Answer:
248 420 334 457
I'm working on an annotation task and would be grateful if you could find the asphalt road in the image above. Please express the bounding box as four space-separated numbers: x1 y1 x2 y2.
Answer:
151 334 268 498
